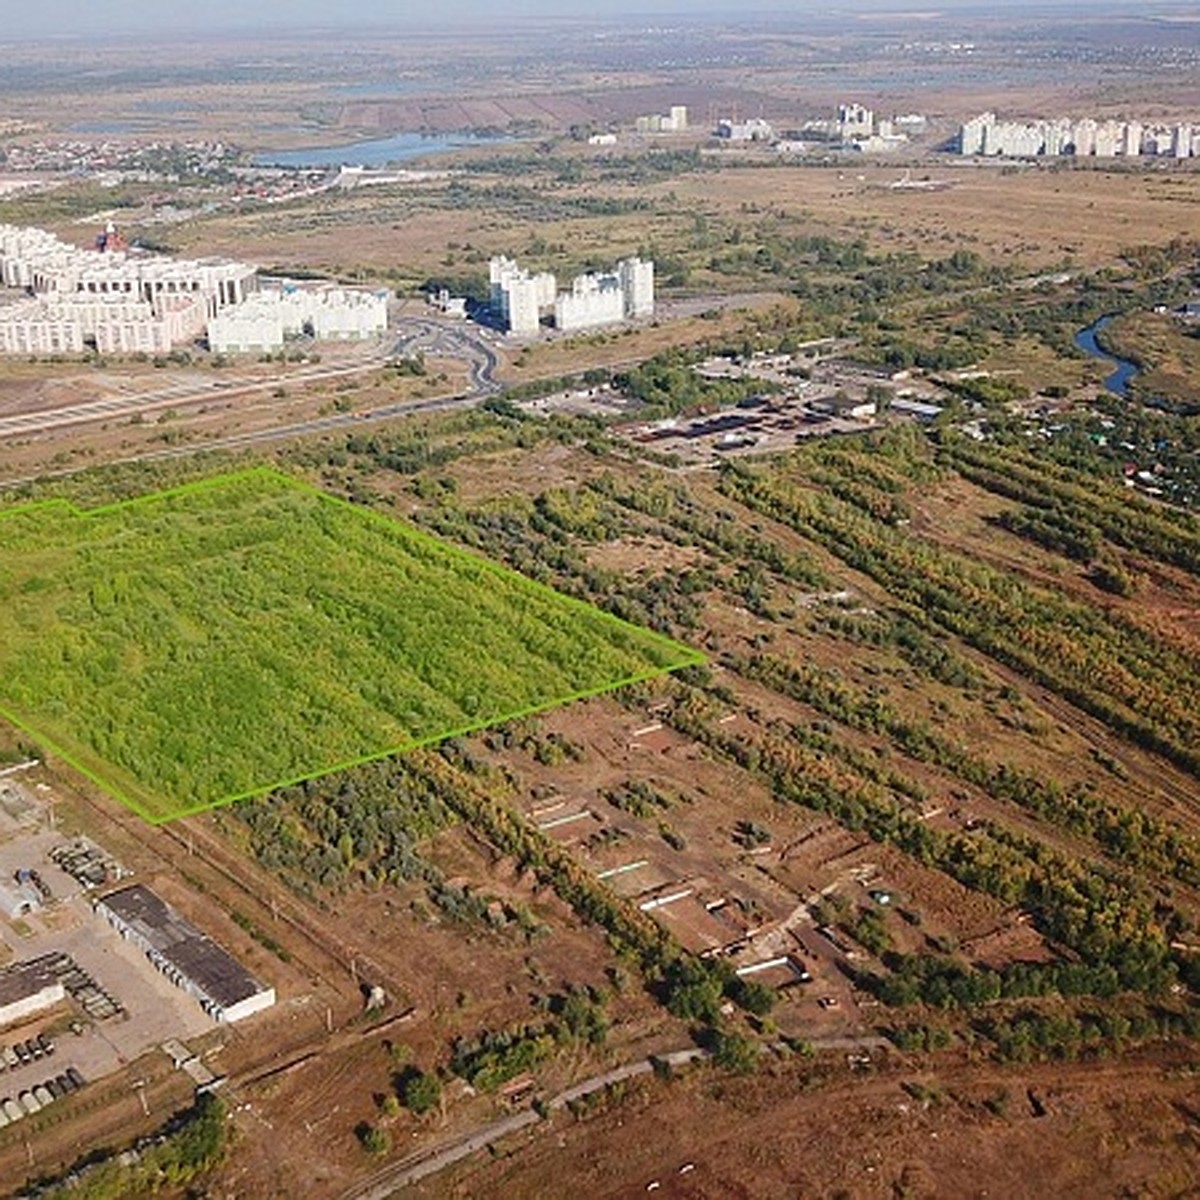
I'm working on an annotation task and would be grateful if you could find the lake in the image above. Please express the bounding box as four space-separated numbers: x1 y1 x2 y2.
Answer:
252 131 509 169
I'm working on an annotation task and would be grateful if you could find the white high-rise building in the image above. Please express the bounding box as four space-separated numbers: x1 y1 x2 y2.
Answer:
489 256 556 336
490 254 654 336
1071 119 1098 156
716 118 774 142
207 299 283 355
1093 120 1121 157
838 103 874 141
1043 120 1071 156
957 111 1193 160
555 273 625 331
1121 121 1143 156
555 257 656 332
0 301 85 354
0 222 256 356
635 105 688 134
619 257 654 318
502 276 543 336
959 112 995 155
207 283 388 354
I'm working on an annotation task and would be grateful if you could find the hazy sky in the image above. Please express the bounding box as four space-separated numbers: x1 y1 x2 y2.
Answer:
3 0 1177 39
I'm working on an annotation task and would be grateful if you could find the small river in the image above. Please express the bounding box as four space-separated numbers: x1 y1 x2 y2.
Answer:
1074 315 1140 398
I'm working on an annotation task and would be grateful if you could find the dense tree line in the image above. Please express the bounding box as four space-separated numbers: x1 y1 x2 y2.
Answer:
940 434 1200 574
32 1095 225 1200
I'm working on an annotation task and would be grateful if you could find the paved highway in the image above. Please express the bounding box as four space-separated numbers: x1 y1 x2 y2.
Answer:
0 316 503 441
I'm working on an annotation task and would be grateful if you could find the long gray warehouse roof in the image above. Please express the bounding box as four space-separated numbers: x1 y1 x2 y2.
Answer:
97 883 267 1011
0 955 61 1008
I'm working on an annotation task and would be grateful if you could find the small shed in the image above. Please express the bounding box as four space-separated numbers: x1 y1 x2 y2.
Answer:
0 880 41 920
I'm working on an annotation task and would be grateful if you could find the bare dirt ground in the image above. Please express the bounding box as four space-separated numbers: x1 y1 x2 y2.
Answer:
425 1047 1200 1200
0 358 456 485
1 745 683 1196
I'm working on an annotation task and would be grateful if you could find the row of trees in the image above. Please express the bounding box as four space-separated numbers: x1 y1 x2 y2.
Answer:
35 1095 225 1199
942 433 1200 574
450 985 611 1091
719 459 1200 780
669 684 1180 997
427 744 776 1026
738 651 1200 889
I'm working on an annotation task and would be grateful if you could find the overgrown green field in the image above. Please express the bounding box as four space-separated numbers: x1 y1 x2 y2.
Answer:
0 467 700 823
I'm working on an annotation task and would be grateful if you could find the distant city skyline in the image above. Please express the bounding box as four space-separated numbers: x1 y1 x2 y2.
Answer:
4 0 1194 39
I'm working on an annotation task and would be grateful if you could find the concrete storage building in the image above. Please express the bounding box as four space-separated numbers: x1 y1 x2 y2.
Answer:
0 958 66 1031
0 879 42 920
96 884 275 1024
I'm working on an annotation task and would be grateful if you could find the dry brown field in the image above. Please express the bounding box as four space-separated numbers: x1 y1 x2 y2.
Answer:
426 1046 1200 1199
143 160 1200 283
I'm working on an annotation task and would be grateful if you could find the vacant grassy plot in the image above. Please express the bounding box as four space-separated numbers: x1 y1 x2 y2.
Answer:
0 468 700 823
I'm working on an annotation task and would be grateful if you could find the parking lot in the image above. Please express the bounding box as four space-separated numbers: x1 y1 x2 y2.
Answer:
0 803 214 1108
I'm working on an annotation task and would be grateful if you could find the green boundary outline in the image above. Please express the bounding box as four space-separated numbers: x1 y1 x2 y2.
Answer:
0 466 705 825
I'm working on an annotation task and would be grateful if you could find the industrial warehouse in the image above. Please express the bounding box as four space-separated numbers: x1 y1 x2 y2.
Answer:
0 773 277 1162
96 884 276 1024
0 957 65 1031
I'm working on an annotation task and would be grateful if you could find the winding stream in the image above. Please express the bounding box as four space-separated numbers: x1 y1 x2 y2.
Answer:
1074 315 1140 397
